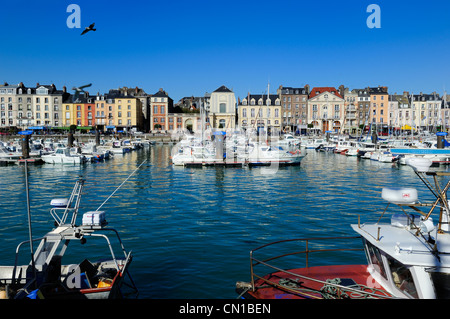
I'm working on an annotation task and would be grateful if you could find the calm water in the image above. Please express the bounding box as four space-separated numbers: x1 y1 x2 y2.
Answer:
0 146 440 298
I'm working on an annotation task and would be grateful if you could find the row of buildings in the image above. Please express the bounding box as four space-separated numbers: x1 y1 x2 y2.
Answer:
1 81 449 135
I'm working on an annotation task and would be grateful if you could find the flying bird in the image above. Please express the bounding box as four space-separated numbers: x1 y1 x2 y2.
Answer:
72 83 92 102
81 23 96 35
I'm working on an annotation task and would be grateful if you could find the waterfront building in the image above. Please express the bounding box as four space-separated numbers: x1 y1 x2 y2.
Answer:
355 88 371 132
174 95 211 133
114 96 143 132
342 88 358 134
441 93 450 131
411 92 441 132
209 85 237 129
94 94 115 132
0 82 68 132
368 86 389 133
307 87 345 133
150 88 173 131
390 92 412 132
34 84 68 129
238 93 282 135
0 82 34 131
277 85 309 133
62 92 96 130
388 94 399 132
112 87 150 132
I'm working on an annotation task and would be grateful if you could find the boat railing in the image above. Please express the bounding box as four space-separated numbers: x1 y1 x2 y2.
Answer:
247 236 394 299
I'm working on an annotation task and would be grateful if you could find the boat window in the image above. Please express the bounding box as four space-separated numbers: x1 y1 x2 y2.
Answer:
429 272 450 299
386 255 418 298
365 241 387 280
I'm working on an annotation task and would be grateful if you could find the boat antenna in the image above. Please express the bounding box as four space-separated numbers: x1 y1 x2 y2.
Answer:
95 159 147 211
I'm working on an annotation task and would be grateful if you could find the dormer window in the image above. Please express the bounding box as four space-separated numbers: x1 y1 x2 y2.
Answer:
36 87 48 95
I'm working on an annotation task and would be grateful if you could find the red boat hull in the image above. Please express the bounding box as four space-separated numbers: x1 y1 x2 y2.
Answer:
239 264 392 299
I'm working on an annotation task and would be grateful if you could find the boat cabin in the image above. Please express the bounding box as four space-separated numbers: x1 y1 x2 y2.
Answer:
352 159 450 298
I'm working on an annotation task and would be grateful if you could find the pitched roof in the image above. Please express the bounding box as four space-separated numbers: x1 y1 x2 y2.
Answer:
369 86 388 94
309 87 342 99
243 94 279 105
213 85 232 93
280 87 307 95
153 89 170 98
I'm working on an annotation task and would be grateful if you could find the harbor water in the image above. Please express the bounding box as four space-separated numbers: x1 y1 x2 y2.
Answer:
0 145 440 298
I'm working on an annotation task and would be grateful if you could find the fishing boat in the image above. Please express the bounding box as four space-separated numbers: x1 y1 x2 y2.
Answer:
276 134 301 148
0 177 138 299
244 144 305 167
0 146 22 161
236 158 450 299
171 145 218 166
41 148 87 164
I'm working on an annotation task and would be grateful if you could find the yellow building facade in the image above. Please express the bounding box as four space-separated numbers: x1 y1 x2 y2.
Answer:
114 97 143 131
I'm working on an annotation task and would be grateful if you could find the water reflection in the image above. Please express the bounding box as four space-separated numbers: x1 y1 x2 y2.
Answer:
0 146 434 298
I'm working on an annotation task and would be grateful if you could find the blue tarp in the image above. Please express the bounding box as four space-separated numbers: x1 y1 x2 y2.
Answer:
444 139 450 147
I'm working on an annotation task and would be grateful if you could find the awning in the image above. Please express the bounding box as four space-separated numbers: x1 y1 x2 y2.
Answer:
401 125 415 130
27 126 46 130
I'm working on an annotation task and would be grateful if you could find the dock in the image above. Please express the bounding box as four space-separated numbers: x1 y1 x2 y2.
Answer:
0 158 44 166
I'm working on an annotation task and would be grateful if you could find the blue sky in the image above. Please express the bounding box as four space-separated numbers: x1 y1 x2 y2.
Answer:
0 0 449 101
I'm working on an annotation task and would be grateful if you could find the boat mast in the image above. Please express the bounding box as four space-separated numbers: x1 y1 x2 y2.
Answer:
24 159 37 286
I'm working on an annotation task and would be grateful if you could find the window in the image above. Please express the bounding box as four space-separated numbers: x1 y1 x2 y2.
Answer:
242 109 247 117
365 240 387 280
219 103 226 113
386 255 418 298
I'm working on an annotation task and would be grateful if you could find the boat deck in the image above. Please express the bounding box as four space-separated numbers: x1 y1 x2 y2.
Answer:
238 264 393 299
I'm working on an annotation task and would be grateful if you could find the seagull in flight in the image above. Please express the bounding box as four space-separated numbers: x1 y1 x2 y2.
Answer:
72 83 92 102
81 23 96 35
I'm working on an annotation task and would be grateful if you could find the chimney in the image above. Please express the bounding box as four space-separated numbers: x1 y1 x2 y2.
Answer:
304 84 310 94
36 83 39 87
63 86 67 93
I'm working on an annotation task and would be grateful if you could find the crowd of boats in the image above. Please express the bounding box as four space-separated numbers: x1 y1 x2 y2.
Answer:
170 130 450 168
301 132 450 166
170 133 305 167
0 137 150 165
